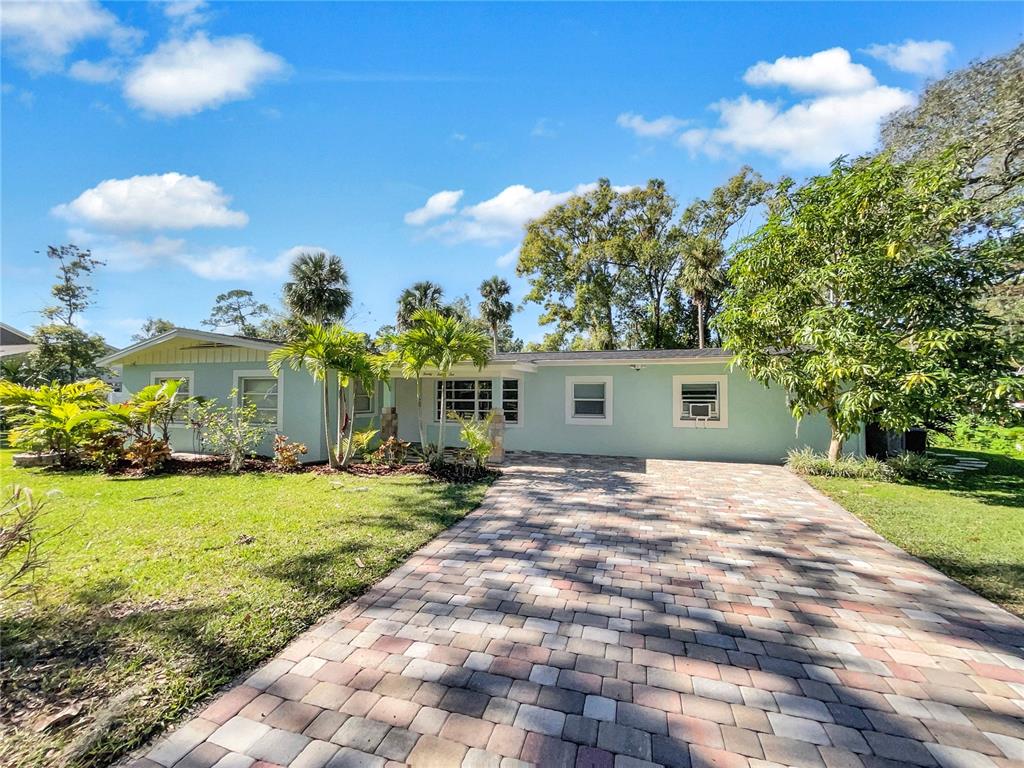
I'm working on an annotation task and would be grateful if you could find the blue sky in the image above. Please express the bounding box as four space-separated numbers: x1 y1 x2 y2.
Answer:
2 1 1021 347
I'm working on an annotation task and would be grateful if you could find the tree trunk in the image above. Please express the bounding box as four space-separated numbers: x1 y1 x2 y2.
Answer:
335 378 345 467
604 302 616 350
340 383 356 467
827 420 844 463
322 378 337 468
491 324 498 354
696 301 706 349
415 376 428 458
436 376 447 463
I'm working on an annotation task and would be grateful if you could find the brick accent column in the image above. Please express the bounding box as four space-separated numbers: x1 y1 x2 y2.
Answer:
381 406 398 441
488 408 505 464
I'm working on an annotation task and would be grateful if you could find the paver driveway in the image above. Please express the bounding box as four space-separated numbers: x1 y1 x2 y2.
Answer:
133 454 1024 768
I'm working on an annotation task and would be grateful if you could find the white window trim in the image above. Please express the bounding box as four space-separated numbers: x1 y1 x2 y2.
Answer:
354 380 375 416
234 369 284 431
500 375 524 429
565 375 613 426
672 374 728 429
150 370 194 425
433 378 494 423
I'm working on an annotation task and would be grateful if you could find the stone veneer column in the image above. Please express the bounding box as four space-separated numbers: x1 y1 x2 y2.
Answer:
381 407 398 441
488 408 505 464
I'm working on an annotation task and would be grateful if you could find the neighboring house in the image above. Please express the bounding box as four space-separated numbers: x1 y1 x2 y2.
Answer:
0 322 36 360
100 327 857 463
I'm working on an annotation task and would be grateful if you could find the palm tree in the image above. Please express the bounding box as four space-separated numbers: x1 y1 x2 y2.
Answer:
678 237 727 349
478 276 515 353
396 281 445 330
283 252 352 326
392 309 490 463
269 323 385 467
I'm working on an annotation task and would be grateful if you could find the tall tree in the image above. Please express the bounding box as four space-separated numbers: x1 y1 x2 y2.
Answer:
29 244 109 382
396 281 445 330
283 251 352 326
678 167 771 346
718 152 1021 462
201 290 271 336
881 44 1024 344
41 245 104 326
677 238 726 349
478 277 515 353
132 317 175 342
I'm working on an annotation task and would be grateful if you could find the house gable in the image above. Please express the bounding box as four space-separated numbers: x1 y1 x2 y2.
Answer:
99 329 281 367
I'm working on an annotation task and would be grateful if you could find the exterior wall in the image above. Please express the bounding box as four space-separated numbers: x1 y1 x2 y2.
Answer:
394 362 863 464
119 361 330 462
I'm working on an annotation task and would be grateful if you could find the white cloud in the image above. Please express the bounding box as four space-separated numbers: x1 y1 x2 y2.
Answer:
163 0 210 31
69 58 121 83
123 32 285 117
531 117 561 138
0 0 142 73
616 112 688 138
685 87 914 167
496 247 519 268
743 47 876 94
68 228 187 271
413 182 635 244
176 244 296 280
54 172 249 231
404 190 464 225
864 39 953 77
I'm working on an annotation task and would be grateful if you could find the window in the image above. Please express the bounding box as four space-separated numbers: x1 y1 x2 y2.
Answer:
501 378 520 425
565 376 613 425
152 374 191 399
436 379 492 420
672 375 728 429
354 380 373 414
239 377 279 426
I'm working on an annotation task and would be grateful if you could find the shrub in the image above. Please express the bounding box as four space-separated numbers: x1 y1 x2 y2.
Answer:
1 485 51 599
273 435 308 470
886 452 951 482
84 432 129 473
785 448 892 480
126 436 172 472
197 392 270 473
931 414 1024 455
0 379 111 466
451 412 493 470
370 436 410 468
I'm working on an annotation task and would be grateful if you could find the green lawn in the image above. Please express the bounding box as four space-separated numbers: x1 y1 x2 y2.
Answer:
806 447 1024 618
0 451 489 768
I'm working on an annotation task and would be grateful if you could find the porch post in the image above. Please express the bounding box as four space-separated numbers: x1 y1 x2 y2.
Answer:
381 378 398 441
488 408 506 464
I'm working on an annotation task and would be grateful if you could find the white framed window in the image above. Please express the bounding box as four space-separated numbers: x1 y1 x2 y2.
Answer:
150 371 194 424
150 371 193 400
354 380 374 415
672 374 728 429
501 377 521 426
234 370 283 429
436 379 492 421
565 376 613 426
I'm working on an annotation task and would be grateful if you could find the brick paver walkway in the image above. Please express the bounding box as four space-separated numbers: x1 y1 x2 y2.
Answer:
132 454 1024 768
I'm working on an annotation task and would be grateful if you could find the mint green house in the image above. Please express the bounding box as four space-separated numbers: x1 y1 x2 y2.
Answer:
101 328 859 464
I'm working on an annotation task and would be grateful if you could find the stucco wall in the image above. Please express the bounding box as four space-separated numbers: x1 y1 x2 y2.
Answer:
119 362 379 463
394 362 861 464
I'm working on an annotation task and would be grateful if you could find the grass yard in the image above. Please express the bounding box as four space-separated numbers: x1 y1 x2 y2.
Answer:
0 450 490 768
807 447 1024 618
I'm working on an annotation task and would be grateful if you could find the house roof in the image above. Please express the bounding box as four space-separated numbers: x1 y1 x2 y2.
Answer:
491 348 731 364
98 327 283 366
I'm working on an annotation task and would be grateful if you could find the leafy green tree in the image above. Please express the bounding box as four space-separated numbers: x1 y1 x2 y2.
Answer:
28 325 109 383
283 251 352 326
201 289 271 336
881 44 1024 344
132 317 175 343
390 309 490 463
478 277 515 353
396 281 445 330
269 323 387 467
718 152 1021 463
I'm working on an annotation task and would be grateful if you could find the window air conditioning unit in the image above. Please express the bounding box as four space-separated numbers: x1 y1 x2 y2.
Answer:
687 402 713 418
